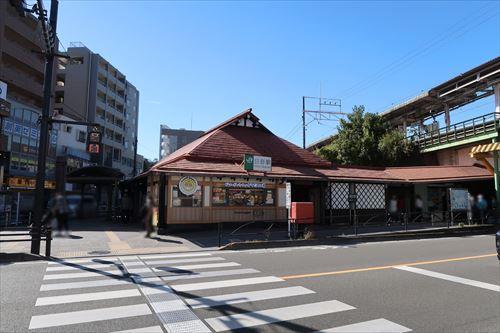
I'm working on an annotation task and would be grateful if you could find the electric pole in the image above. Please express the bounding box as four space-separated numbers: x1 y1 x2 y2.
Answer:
302 96 345 149
31 0 59 254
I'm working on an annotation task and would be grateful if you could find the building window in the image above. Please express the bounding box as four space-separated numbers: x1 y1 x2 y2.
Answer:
65 125 72 133
71 57 84 65
77 130 86 143
211 187 275 207
172 185 202 207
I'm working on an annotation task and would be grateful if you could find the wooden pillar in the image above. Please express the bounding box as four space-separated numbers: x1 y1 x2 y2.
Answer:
157 173 167 235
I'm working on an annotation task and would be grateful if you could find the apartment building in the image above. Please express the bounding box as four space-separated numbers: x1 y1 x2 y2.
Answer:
0 0 57 215
54 43 140 177
159 126 204 160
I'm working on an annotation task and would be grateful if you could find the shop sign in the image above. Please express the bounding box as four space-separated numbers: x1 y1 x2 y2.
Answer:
179 176 198 196
0 81 7 100
244 154 272 172
224 182 266 189
285 182 292 209
450 188 469 211
8 177 56 189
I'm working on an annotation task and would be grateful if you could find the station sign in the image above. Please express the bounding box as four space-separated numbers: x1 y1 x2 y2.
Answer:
243 154 272 172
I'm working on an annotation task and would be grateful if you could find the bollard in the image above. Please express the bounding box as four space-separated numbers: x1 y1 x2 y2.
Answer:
29 211 32 226
45 227 52 257
404 213 408 232
217 222 222 247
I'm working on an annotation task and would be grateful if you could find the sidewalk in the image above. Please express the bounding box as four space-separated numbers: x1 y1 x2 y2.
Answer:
0 218 209 261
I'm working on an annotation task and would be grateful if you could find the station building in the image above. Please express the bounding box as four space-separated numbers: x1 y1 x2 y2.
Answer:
141 109 492 232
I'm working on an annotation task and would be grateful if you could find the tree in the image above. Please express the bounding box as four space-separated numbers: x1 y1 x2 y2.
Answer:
316 105 416 166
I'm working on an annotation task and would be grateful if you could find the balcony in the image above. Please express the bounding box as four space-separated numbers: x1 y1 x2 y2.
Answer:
410 112 500 152
2 38 45 73
0 66 43 97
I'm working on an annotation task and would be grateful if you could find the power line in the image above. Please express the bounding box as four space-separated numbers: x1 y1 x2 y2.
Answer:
339 4 498 101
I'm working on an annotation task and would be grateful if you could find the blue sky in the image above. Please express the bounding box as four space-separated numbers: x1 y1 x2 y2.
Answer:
54 0 499 160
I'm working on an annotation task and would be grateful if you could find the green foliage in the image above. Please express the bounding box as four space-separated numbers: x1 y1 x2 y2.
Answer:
316 105 416 166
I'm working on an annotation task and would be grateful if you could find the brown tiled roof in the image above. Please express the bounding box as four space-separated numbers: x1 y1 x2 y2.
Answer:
156 159 492 183
151 110 493 183
152 109 329 171
385 165 492 183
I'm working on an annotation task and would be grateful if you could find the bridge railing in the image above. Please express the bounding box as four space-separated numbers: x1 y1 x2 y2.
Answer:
410 112 500 150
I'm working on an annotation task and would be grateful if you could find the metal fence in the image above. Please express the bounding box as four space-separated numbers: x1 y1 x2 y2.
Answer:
211 209 497 247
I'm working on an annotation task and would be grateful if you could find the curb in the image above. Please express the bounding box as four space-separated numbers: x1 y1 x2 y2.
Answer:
219 225 499 251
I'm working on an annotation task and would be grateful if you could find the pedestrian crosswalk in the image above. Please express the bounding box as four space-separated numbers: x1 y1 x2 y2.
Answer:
29 251 412 332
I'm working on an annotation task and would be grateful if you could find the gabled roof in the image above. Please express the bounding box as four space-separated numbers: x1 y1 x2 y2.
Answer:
152 109 330 172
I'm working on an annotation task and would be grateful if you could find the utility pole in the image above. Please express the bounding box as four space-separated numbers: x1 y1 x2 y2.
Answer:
302 96 345 150
302 97 306 149
31 0 59 254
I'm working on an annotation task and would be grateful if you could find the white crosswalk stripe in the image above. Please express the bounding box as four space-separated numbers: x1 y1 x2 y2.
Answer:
205 300 356 332
30 252 412 333
40 278 133 291
186 286 315 309
43 269 123 280
110 326 164 333
139 252 212 260
317 318 412 332
29 304 152 329
161 268 259 281
144 257 225 265
172 276 283 292
35 289 141 306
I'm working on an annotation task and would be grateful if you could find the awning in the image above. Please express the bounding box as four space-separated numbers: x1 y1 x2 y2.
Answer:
469 142 500 157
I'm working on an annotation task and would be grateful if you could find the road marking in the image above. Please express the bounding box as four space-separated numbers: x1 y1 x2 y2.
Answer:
161 268 259 281
205 300 355 332
186 286 315 309
48 257 118 265
281 253 497 280
46 263 117 271
105 231 122 242
35 289 141 306
395 266 500 292
154 262 241 272
28 304 151 329
43 269 123 280
145 257 225 265
317 318 412 332
40 278 133 291
111 326 164 333
139 252 212 260
173 276 283 292
40 279 133 291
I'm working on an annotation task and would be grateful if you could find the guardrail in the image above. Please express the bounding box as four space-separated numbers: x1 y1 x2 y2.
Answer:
410 112 500 150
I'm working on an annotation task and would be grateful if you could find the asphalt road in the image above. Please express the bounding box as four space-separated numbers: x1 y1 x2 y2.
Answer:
1 235 498 332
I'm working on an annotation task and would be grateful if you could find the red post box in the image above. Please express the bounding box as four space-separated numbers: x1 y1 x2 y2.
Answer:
290 202 314 224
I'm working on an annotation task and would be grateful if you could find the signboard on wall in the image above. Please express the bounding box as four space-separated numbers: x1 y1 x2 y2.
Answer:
0 81 7 100
285 182 292 209
179 176 198 196
243 154 272 172
450 188 469 211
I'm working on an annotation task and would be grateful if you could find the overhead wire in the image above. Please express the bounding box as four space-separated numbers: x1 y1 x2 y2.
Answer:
339 3 499 102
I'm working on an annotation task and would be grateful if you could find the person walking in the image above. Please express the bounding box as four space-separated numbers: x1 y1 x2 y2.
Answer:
388 195 399 225
415 195 423 222
53 193 69 237
141 195 154 238
476 194 488 224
